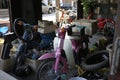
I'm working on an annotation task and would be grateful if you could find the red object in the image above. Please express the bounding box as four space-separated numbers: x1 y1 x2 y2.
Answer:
97 18 115 31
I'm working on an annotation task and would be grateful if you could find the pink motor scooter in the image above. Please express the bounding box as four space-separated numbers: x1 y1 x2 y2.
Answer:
36 24 89 80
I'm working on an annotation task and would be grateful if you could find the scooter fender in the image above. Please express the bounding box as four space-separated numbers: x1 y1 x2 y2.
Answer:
38 52 68 73
38 52 55 60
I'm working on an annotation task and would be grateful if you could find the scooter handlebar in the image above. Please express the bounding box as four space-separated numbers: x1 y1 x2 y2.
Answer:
67 24 76 28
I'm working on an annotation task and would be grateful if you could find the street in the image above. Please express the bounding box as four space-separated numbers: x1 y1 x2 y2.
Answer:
42 13 56 22
0 9 56 22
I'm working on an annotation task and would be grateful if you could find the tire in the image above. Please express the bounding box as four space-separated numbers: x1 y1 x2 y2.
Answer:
81 50 109 71
13 51 25 73
36 59 64 80
48 8 52 14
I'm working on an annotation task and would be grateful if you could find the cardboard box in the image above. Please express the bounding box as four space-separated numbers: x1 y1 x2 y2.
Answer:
0 58 13 72
38 20 56 33
25 58 41 72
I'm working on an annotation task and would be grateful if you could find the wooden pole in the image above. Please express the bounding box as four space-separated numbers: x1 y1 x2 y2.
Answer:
0 0 2 8
109 0 120 80
77 0 83 19
7 0 12 31
56 0 60 22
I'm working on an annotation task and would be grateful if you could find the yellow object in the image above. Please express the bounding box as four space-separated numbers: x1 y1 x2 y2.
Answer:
0 38 4 57
75 65 85 76
0 38 4 44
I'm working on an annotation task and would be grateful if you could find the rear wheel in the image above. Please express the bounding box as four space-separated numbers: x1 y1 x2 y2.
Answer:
36 59 64 80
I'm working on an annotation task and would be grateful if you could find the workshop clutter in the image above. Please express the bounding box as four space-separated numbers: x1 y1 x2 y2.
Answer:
72 19 97 36
38 20 56 33
106 44 113 65
39 32 56 50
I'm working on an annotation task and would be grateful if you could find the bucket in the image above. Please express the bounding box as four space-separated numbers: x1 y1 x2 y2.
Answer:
106 44 113 65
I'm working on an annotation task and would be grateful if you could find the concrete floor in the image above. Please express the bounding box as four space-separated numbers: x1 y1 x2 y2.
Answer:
0 70 17 80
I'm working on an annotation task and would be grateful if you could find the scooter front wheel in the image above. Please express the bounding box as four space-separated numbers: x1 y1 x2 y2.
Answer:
36 59 64 80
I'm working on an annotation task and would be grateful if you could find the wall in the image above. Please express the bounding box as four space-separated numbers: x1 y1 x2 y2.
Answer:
94 0 117 20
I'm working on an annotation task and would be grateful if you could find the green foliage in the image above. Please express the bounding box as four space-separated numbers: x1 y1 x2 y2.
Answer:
81 0 97 18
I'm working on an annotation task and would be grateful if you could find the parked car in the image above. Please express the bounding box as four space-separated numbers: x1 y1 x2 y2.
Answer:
42 3 53 14
60 3 72 10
